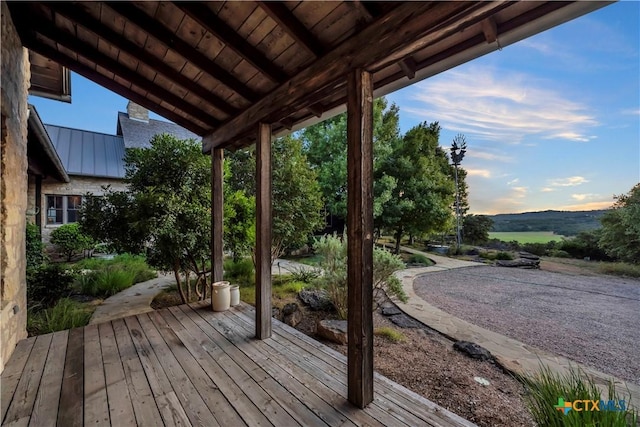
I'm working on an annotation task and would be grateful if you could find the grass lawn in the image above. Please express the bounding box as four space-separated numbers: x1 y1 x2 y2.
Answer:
489 231 565 244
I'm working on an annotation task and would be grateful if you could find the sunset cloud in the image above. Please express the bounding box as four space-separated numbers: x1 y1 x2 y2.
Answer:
466 169 492 178
548 176 589 187
571 193 598 201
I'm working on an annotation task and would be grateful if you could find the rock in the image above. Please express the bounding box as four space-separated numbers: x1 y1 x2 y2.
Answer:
388 314 423 329
316 319 348 345
299 289 332 311
474 376 491 386
272 307 281 320
496 259 540 269
381 306 402 316
282 303 299 316
466 248 479 256
284 310 303 327
453 341 493 361
518 252 540 260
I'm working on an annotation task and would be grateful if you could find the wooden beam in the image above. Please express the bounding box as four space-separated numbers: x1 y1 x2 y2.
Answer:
481 16 499 43
203 1 504 150
50 3 237 117
346 69 374 409
174 2 288 83
106 2 259 102
307 103 324 118
257 1 325 57
279 118 294 130
398 56 417 79
23 39 208 135
28 14 219 128
211 148 224 293
255 122 272 340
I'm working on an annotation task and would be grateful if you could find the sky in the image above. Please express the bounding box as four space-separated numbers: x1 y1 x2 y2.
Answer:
30 2 639 215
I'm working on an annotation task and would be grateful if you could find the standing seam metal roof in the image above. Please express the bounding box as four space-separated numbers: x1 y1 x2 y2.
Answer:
44 124 126 179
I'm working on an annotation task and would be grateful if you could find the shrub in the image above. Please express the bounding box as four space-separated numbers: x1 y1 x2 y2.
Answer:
223 258 255 286
27 298 93 335
26 223 46 271
289 266 320 283
495 251 514 260
521 365 637 427
406 253 433 266
374 327 406 343
596 262 640 278
27 263 75 308
50 223 94 261
548 249 571 258
81 268 137 297
521 243 548 257
373 248 407 303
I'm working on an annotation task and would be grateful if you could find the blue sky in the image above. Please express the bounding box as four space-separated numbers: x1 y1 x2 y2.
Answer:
30 2 639 215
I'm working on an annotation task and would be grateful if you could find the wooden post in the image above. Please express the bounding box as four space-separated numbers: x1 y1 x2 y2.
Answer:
256 122 272 339
211 148 224 305
346 68 374 408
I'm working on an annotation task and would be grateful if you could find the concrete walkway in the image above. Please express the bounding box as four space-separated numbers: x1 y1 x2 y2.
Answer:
392 245 640 408
89 273 175 324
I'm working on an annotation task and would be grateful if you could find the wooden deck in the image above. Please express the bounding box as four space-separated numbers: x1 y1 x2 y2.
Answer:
1 303 475 427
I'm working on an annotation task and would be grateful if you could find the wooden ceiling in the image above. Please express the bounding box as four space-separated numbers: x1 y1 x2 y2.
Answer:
9 1 611 151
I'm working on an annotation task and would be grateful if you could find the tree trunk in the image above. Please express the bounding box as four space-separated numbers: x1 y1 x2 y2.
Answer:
173 260 187 304
394 227 402 255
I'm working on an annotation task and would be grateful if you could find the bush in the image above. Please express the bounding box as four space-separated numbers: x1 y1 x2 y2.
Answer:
26 223 46 271
521 365 637 427
50 223 94 261
374 327 406 343
596 262 640 278
289 266 320 283
81 268 137 297
223 258 255 286
548 249 571 258
27 263 75 308
521 243 548 257
27 298 93 335
495 251 514 260
74 253 156 284
406 253 433 266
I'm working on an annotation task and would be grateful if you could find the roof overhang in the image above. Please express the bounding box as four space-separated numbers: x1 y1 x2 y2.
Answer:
28 51 72 103
7 1 613 152
27 105 70 182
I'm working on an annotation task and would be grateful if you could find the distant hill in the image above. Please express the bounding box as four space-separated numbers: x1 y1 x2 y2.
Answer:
487 210 608 236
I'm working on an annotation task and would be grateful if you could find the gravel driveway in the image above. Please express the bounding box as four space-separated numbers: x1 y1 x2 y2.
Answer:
414 265 640 385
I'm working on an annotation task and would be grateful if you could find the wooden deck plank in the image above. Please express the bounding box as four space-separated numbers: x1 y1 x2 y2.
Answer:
123 316 191 427
234 304 475 427
57 327 84 427
3 334 53 425
98 322 136 426
29 331 68 427
149 310 245 427
184 305 329 427
180 306 300 425
157 308 272 427
221 308 402 427
112 319 164 427
83 324 109 426
135 313 222 427
1 338 36 422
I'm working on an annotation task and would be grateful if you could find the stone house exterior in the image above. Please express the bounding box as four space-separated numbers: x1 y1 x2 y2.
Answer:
34 101 200 243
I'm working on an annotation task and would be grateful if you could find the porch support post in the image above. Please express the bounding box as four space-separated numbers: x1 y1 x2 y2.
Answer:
211 148 224 303
256 122 272 339
346 68 374 408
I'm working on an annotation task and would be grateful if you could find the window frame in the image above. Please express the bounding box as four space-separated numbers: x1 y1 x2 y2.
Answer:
45 194 83 225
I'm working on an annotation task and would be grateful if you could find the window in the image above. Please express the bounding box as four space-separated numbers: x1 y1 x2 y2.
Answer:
46 195 82 225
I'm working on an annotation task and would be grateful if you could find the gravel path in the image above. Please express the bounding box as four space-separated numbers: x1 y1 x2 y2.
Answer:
414 265 640 385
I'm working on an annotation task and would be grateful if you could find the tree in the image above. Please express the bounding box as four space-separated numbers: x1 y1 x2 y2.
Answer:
50 223 93 261
376 121 456 253
462 214 493 245
598 183 640 263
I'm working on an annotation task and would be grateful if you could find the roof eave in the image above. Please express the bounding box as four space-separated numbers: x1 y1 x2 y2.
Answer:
28 104 70 183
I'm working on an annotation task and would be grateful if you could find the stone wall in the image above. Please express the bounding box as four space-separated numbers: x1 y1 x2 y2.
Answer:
39 176 127 243
1 2 30 373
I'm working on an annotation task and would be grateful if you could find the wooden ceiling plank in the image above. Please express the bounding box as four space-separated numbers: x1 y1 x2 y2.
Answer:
398 56 417 79
203 1 504 150
105 1 259 102
173 2 288 83
481 16 499 43
23 39 208 135
257 1 325 57
30 13 219 128
50 4 236 117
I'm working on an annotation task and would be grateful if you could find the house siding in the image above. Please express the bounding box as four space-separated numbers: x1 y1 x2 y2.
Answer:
1 1 30 373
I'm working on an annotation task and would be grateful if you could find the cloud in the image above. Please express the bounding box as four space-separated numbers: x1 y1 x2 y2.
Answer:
507 178 519 185
621 108 640 116
548 176 589 187
540 187 555 193
571 193 598 201
466 169 492 178
512 187 528 198
466 150 514 163
405 66 598 143
560 201 613 211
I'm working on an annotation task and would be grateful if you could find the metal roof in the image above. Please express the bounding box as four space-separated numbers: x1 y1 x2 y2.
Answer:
116 112 201 149
44 124 126 179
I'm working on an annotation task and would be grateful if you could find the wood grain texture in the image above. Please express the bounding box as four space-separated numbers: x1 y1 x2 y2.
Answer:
346 68 374 409
57 328 84 427
211 148 225 286
255 122 273 339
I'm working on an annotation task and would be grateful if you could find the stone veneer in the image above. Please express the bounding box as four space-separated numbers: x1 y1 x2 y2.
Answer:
38 176 127 242
1 2 30 373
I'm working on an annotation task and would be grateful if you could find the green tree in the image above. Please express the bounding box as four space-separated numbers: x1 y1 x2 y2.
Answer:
224 189 255 262
462 214 493 245
376 121 456 253
598 183 640 263
50 223 94 261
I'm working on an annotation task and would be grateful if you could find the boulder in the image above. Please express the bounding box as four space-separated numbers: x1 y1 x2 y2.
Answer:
389 314 423 329
381 306 402 316
316 319 348 345
453 341 493 361
518 252 540 261
282 303 303 327
496 259 540 269
299 289 332 311
272 307 281 320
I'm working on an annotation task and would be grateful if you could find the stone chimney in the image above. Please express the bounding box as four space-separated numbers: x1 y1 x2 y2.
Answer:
126 101 149 122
